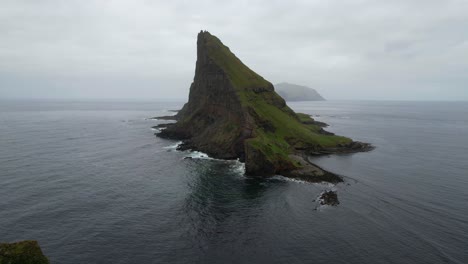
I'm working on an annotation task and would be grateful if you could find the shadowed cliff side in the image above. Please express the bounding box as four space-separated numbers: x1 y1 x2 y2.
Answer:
157 31 372 182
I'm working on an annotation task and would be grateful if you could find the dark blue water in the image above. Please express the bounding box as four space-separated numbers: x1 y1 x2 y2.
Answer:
1 100 467 264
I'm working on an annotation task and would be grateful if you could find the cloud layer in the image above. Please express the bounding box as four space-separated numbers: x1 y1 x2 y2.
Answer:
1 0 467 100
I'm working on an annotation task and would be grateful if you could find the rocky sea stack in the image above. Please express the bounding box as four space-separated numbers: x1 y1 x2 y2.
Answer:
157 31 372 182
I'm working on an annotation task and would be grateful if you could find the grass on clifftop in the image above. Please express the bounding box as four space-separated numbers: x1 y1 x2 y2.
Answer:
204 33 271 90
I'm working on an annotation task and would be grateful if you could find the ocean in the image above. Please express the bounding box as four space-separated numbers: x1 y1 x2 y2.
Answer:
0 100 467 264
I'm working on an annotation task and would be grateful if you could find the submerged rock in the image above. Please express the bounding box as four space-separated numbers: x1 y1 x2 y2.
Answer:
156 30 372 182
0 240 49 264
319 191 340 206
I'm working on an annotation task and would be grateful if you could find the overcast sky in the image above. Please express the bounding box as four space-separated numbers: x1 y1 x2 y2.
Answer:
1 0 467 101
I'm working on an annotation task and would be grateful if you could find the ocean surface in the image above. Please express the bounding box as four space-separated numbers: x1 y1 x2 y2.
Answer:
0 100 467 264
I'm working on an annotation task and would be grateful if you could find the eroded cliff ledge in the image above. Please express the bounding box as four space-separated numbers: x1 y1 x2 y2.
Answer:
156 31 372 182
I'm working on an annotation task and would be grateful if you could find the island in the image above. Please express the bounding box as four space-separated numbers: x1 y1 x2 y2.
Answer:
156 31 372 183
275 82 325 101
0 240 49 264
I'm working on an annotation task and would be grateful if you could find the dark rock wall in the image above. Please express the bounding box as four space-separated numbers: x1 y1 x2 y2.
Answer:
159 33 247 159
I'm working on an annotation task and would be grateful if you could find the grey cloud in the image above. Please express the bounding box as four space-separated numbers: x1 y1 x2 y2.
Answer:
0 0 467 100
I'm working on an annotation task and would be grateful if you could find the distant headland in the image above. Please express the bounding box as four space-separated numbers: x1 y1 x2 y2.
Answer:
275 82 325 101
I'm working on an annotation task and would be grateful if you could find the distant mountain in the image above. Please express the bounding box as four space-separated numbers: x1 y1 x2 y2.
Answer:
274 82 325 101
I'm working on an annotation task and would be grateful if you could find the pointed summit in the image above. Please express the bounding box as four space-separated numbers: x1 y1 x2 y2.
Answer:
157 31 371 182
196 31 272 90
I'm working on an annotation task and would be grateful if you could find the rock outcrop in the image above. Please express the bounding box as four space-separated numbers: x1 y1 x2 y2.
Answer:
157 31 372 182
318 191 340 206
0 240 49 264
275 82 325 101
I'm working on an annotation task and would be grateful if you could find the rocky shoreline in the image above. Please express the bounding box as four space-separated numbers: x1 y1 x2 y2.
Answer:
155 113 373 183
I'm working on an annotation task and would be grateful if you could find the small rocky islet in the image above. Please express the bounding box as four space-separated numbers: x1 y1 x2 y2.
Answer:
156 30 372 183
318 191 340 206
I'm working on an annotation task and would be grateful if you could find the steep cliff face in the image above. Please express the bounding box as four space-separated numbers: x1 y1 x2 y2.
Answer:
157 31 371 181
158 32 249 159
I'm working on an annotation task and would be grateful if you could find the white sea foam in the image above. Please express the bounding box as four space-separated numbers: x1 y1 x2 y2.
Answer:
181 150 246 176
230 159 246 176
270 175 336 186
185 151 211 159
163 141 182 150
271 175 308 184
152 127 167 132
